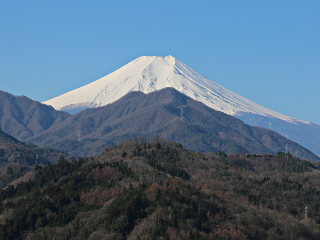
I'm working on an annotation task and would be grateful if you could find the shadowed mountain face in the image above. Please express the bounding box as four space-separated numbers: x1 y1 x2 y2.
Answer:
0 90 71 141
30 88 320 161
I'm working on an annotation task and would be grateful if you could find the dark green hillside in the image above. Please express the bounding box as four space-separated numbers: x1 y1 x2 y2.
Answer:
1 138 320 239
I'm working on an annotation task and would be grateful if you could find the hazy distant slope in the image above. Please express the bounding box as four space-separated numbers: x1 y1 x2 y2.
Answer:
0 90 71 141
34 88 319 161
236 112 320 156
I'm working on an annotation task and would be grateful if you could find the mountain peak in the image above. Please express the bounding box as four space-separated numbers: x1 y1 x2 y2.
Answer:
136 55 177 66
43 55 182 113
42 55 295 124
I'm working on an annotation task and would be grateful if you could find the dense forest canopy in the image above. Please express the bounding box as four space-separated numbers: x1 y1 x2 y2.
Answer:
0 138 320 239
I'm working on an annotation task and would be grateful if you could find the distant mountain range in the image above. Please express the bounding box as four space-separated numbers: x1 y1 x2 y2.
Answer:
43 55 320 156
29 88 319 161
0 56 319 161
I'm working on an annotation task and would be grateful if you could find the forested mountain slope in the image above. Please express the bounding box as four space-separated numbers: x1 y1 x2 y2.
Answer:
1 138 320 239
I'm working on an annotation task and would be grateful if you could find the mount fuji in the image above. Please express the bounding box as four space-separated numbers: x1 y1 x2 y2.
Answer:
43 55 320 156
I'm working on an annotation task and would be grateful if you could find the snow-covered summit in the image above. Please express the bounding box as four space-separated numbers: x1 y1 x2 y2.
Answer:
43 55 302 124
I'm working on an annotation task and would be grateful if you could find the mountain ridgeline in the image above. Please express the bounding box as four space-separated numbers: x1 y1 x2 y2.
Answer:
31 88 319 161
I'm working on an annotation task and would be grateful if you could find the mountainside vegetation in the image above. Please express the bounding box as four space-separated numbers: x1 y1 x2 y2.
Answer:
1 138 320 239
30 88 320 161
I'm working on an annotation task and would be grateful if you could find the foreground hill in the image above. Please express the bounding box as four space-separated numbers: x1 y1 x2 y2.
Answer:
1 139 320 239
33 88 319 161
0 90 71 141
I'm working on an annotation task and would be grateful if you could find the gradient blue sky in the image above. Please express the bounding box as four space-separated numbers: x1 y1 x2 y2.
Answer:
1 1 319 124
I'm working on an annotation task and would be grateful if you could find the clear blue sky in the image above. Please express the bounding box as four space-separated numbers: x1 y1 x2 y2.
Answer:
1 1 319 124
